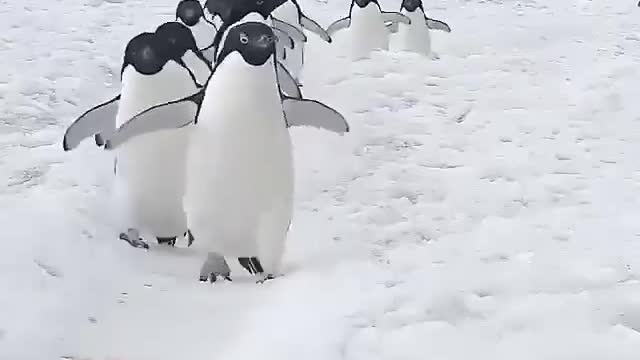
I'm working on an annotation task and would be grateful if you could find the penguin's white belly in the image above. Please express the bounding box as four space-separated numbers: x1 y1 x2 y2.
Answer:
186 56 294 262
190 21 217 62
396 9 431 55
114 66 196 237
349 5 389 59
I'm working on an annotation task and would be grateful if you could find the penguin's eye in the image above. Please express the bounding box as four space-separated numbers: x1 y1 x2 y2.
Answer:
256 0 264 5
239 32 249 44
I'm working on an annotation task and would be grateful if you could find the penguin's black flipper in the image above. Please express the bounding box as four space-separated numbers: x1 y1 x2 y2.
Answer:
185 229 195 247
299 13 332 42
276 61 302 99
380 12 411 26
62 94 120 151
272 17 308 43
282 97 349 134
104 90 204 150
425 17 451 32
326 17 351 36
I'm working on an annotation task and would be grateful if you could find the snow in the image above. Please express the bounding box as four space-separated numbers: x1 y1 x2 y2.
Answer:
2 0 640 359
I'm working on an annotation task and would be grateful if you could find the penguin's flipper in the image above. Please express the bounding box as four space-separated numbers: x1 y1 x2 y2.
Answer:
271 17 308 43
272 27 296 49
299 14 332 42
326 17 351 36
425 17 451 32
385 21 400 34
276 61 302 99
282 97 349 134
104 91 204 150
62 94 120 151
380 12 411 26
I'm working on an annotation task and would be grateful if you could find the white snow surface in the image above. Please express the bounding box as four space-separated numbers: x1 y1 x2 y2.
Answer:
2 0 640 359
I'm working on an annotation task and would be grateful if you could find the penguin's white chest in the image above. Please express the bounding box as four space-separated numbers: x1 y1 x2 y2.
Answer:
186 55 294 257
349 4 389 59
396 9 431 55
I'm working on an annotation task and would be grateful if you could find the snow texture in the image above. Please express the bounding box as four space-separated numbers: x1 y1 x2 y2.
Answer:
2 0 640 359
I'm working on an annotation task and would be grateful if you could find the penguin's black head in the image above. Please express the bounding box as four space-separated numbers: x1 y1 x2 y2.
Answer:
155 21 200 61
354 0 378 9
122 32 167 76
176 0 204 27
217 22 276 66
401 0 423 12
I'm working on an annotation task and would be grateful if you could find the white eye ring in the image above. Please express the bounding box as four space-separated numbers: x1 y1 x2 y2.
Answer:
239 32 249 44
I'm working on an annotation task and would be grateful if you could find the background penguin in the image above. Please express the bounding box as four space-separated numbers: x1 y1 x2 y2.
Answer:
176 0 218 63
326 0 411 60
62 22 212 249
102 21 350 283
271 0 332 85
387 0 451 57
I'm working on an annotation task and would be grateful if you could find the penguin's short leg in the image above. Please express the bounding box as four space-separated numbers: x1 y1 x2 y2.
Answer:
184 229 195 247
199 252 232 283
119 228 149 249
156 236 177 246
238 257 265 275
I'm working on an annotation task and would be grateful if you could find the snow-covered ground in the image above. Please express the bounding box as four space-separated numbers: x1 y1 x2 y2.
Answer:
2 0 640 359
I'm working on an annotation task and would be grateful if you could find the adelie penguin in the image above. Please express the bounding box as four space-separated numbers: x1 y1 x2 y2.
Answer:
62 21 212 249
327 0 411 60
203 0 306 99
387 0 451 57
271 0 332 85
176 0 218 63
102 21 350 283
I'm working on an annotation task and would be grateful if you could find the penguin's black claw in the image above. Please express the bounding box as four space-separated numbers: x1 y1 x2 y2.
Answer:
156 236 177 246
238 257 265 275
185 229 195 247
199 275 208 282
119 232 149 249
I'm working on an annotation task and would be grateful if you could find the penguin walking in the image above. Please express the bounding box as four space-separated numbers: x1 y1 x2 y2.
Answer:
387 0 451 57
271 0 332 85
176 0 219 63
62 22 212 249
102 21 350 283
326 0 411 60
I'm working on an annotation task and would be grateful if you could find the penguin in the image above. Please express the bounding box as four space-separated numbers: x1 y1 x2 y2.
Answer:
386 0 450 57
62 22 212 249
326 0 411 60
203 0 305 98
271 0 332 84
101 21 350 283
176 0 218 63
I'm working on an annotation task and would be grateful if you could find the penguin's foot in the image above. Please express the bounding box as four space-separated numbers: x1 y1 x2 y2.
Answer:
200 272 233 283
119 228 149 249
156 236 177 246
238 257 265 275
256 274 276 284
199 252 232 283
184 229 195 247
